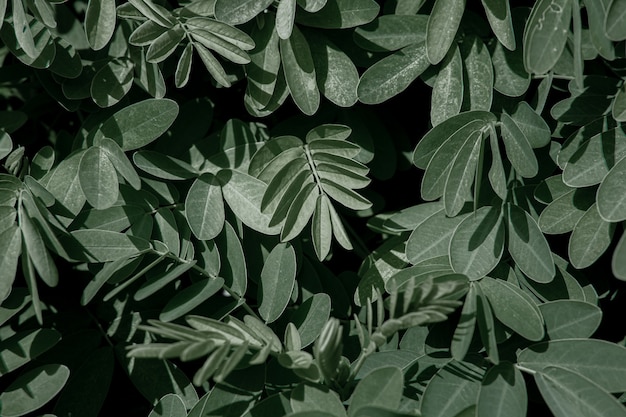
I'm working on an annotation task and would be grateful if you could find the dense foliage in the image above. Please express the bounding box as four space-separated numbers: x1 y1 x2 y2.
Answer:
1 0 626 416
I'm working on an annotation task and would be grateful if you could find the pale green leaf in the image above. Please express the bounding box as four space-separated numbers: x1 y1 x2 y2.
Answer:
295 0 379 29
214 0 273 25
146 25 185 63
69 229 151 263
535 366 626 417
538 188 594 235
507 204 555 283
358 42 429 105
160 277 225 322
348 367 403 417
280 26 319 115
613 231 626 280
597 155 626 222
133 151 198 180
291 383 346 417
0 364 70 417
85 0 116 50
185 174 225 240
276 0 296 39
482 0 515 50
568 203 615 269
0 328 60 376
0 226 21 302
539 300 602 339
443 130 482 216
90 58 134 108
78 146 119 210
500 113 538 178
11 0 36 58
175 43 193 88
312 194 332 260
148 394 187 417
259 242 297 323
460 34 493 111
431 45 463 126
420 360 483 417
353 15 428 52
523 0 572 74
605 0 626 41
450 206 504 280
93 98 179 151
406 209 467 264
518 339 626 392
477 362 527 417
478 276 545 341
426 0 465 65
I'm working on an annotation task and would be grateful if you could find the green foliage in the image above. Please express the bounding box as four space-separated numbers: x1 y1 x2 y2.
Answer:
1 1 626 416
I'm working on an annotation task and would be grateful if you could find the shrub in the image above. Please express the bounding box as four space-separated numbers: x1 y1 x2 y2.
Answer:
1 0 626 416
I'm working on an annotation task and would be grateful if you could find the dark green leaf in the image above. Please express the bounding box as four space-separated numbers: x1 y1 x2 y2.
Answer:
500 113 538 178
0 328 61 376
160 277 225 322
90 58 134 108
539 300 602 339
85 0 116 50
426 0 465 65
0 226 21 302
148 393 187 417
420 360 483 417
296 0 379 29
568 203 615 269
431 45 463 126
214 0 274 25
69 229 151 262
133 151 198 180
348 367 403 416
79 145 119 210
477 362 526 417
353 15 428 52
605 0 626 41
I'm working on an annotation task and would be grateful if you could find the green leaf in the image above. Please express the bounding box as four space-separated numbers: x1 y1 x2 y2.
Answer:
215 221 247 296
443 130 482 216
613 83 626 121
478 276 545 341
431 45 463 126
476 362 527 417
613 231 626 280
259 242 297 323
0 226 21 302
90 58 134 108
420 360 483 417
11 0 36 58
276 0 296 39
308 31 359 108
507 204 555 283
40 151 86 218
79 146 119 210
129 20 167 46
523 0 572 74
0 131 12 160
128 0 176 27
0 287 29 326
358 42 430 105
218 169 282 235
93 98 179 151
538 300 602 339
98 137 141 190
355 15 427 53
413 111 496 170
488 127 507 199
406 209 467 264
149 394 187 417
190 27 251 65
426 0 465 65
214 0 274 25
481 0 515 50
85 0 116 50
69 229 151 262
175 43 193 88
500 113 538 178
53 347 114 417
475 283 499 364
450 206 505 280
538 188 594 235
348 367 403 417
568 203 615 269
281 182 319 241
451 283 478 361
290 293 331 347
597 155 626 222
535 366 626 417
280 26 319 115
561 127 626 187
160 277 225 322
518 339 626 392
185 174 225 240
0 364 70 417
146 25 185 63
296 0 380 29
510 101 552 148
605 0 626 41
584 0 615 59
421 119 486 201
291 383 347 416
0 328 61 376
311 194 332 260
460 35 493 111
19 207 58 287
133 151 198 180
